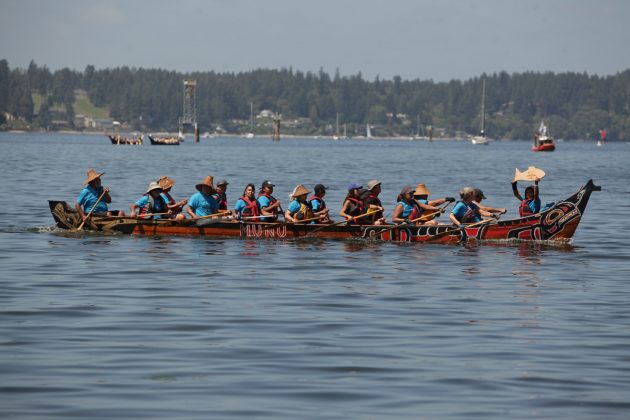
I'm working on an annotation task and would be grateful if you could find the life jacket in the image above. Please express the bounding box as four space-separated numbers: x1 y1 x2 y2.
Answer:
519 199 535 217
213 192 228 210
291 200 314 221
396 199 420 223
345 197 364 217
307 195 326 210
364 193 384 220
455 201 477 223
258 192 278 220
139 194 167 218
239 196 260 219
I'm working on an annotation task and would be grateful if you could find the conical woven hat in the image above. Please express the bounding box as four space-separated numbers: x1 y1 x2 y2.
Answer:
83 168 105 185
290 184 311 198
158 176 175 190
414 183 431 196
195 175 214 191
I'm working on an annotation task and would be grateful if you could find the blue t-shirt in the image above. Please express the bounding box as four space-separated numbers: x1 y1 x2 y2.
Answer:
452 202 481 223
77 185 108 214
234 198 247 213
526 199 541 214
188 191 219 217
287 199 301 214
257 195 276 221
134 195 167 218
310 197 324 212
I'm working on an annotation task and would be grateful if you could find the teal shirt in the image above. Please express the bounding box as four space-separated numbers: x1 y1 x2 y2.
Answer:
188 191 218 217
77 185 108 214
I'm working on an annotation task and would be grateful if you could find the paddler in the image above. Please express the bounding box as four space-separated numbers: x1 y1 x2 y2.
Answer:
362 179 387 225
307 184 331 223
130 181 169 219
284 184 314 223
449 187 481 227
186 175 219 219
213 179 229 211
234 183 261 220
158 176 187 220
412 183 452 225
511 178 541 216
339 183 365 223
392 185 422 224
472 188 506 219
257 180 282 222
76 168 126 221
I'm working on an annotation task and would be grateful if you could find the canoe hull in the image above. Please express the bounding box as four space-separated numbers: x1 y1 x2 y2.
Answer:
49 180 599 245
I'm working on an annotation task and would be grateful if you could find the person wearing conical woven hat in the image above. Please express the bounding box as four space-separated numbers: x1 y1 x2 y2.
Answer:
158 176 187 220
130 181 168 219
284 184 314 223
186 175 219 218
411 183 455 225
75 168 126 221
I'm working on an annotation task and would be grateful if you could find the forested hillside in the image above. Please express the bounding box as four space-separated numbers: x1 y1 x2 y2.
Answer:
1 59 629 140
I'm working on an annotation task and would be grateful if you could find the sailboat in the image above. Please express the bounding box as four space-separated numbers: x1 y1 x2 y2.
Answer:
532 120 555 152
471 78 489 145
366 123 373 139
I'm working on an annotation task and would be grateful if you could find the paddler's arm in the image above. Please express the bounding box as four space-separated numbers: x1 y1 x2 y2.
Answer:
533 178 540 200
103 187 112 204
511 181 523 201
75 203 87 221
185 205 197 219
284 209 296 223
391 203 406 224
339 200 353 220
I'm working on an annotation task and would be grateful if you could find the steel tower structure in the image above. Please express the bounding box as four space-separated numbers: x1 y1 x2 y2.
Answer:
180 80 199 141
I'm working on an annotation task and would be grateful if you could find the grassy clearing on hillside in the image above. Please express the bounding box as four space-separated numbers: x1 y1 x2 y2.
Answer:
31 90 110 119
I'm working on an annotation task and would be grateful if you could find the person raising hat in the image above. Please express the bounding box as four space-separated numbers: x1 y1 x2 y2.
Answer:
130 181 169 219
307 184 331 223
285 184 314 223
75 168 125 221
362 179 386 225
257 180 281 222
186 175 219 219
158 176 187 220
339 183 365 223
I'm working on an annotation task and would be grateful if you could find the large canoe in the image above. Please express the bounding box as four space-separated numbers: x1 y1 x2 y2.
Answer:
148 135 180 145
108 135 143 145
49 180 599 245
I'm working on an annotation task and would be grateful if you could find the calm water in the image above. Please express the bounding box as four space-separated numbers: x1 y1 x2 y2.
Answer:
1 133 629 419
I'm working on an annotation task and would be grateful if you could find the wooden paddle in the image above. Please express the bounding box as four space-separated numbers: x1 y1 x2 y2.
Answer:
375 202 451 235
77 189 107 230
424 217 498 242
306 209 380 236
292 214 327 224
194 210 232 225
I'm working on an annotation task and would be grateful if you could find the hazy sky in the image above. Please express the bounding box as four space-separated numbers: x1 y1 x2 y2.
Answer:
2 0 629 81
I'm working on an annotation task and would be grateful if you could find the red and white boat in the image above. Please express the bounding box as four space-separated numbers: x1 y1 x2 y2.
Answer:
532 120 555 152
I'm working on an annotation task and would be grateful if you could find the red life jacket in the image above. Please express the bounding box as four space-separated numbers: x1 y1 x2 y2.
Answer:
213 192 228 210
258 192 278 220
409 200 421 221
519 199 534 217
308 195 326 210
239 196 260 219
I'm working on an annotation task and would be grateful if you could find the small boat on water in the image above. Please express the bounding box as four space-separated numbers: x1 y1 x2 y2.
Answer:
471 78 489 145
148 135 180 145
108 134 143 145
49 180 599 245
532 120 555 152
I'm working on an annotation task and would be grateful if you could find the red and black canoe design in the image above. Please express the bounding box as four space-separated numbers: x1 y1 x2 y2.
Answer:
49 180 600 245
